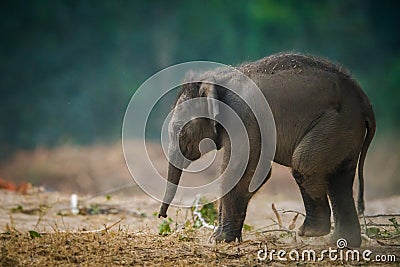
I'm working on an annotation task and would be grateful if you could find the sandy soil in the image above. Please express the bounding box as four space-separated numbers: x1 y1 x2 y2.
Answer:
1 188 399 266
0 142 399 265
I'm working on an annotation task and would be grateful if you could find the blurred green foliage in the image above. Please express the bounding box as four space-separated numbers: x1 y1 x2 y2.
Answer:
158 218 173 236
366 217 400 239
0 0 399 158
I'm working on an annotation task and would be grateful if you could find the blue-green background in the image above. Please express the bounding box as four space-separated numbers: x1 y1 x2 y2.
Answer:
1 0 399 159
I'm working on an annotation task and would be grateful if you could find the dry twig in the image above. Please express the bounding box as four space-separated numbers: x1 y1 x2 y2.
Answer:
377 240 400 246
363 213 400 218
366 222 395 227
271 203 283 229
250 223 278 233
280 209 305 217
288 214 299 230
260 229 296 234
37 218 124 235
80 218 124 234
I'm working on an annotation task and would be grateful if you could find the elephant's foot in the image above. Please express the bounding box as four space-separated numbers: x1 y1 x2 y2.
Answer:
297 201 331 237
211 226 242 242
330 231 361 248
298 221 330 237
298 213 331 237
330 222 361 247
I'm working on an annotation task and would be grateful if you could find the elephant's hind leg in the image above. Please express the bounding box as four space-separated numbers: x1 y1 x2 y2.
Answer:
292 170 331 237
327 159 361 247
291 110 349 237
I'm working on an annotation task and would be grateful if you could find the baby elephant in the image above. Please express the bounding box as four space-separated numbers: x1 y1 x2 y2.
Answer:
159 53 375 247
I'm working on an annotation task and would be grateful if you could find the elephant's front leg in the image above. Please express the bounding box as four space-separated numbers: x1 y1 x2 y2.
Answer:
212 184 252 242
212 168 271 242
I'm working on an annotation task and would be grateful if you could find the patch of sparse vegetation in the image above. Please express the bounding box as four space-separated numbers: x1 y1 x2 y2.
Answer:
243 224 253 231
28 230 41 239
158 218 173 236
366 217 400 239
192 200 218 228
11 205 23 213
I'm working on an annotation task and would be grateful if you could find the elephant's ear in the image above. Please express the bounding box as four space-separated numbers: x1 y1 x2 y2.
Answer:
199 82 219 133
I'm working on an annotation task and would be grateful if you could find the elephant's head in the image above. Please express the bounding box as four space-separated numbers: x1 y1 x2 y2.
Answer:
158 81 220 218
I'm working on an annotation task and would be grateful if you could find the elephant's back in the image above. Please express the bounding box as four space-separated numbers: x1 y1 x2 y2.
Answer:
238 53 363 119
238 53 352 80
243 56 367 167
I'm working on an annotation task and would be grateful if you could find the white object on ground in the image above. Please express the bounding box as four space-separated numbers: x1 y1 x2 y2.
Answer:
71 194 79 215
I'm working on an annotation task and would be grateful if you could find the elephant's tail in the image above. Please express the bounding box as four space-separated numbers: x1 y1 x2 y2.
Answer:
357 104 376 215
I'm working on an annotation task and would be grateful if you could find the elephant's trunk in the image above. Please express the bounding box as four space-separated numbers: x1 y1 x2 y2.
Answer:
158 151 188 218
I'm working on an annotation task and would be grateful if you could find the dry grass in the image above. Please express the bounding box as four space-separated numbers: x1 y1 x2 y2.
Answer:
2 230 261 266
1 189 399 266
1 229 399 266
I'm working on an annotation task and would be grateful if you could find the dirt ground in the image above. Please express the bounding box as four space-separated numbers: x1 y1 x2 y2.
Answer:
1 188 399 266
0 143 399 266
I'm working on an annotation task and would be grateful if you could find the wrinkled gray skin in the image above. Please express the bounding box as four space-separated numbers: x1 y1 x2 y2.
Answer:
158 53 376 247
